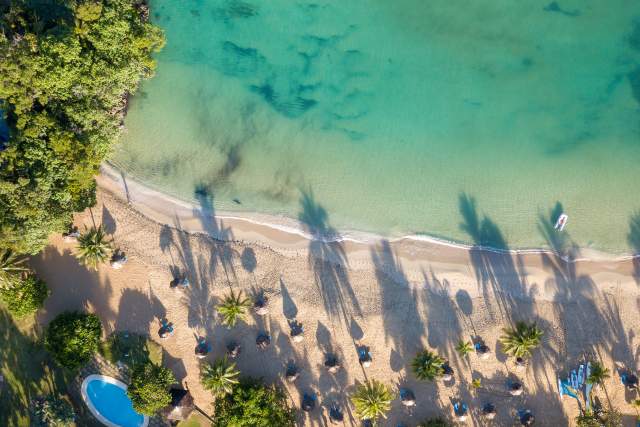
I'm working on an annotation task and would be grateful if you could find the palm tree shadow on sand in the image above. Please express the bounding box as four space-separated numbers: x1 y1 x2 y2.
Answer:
457 193 535 323
193 184 238 285
297 190 361 324
370 240 425 366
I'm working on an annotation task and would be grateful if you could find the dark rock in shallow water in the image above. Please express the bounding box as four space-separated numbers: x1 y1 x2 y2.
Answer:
251 83 317 118
543 1 580 17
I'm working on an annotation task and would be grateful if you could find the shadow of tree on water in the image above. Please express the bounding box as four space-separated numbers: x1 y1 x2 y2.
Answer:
298 190 361 324
537 202 579 260
629 212 640 283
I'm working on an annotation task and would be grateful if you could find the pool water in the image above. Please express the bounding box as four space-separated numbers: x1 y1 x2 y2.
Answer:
112 0 640 253
83 376 147 427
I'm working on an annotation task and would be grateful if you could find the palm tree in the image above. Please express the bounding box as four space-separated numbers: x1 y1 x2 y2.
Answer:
0 249 28 287
76 226 112 270
412 350 445 381
456 340 473 357
200 357 240 397
351 379 393 422
217 290 250 328
499 321 543 358
587 361 610 387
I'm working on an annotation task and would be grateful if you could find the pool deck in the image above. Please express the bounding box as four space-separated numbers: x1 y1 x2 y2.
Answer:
69 355 167 427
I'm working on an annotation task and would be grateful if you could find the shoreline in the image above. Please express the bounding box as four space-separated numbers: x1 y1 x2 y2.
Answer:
33 173 640 425
99 163 637 265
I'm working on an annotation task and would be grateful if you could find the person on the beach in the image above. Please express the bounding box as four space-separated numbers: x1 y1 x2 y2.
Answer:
158 320 174 339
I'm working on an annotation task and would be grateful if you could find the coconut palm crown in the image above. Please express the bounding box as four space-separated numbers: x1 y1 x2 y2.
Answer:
587 361 610 386
412 350 445 381
456 340 474 357
200 357 240 397
351 379 393 421
0 249 28 287
499 321 543 359
217 289 251 328
76 226 112 270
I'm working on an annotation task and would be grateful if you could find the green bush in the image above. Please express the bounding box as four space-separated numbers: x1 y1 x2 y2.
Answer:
0 0 164 254
32 395 75 427
100 331 162 368
128 362 175 416
0 274 49 317
213 379 295 427
45 311 102 369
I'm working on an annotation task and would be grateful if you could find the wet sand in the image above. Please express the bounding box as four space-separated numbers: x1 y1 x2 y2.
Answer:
29 172 640 426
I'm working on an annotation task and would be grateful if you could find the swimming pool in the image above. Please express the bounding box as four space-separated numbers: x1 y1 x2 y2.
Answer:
81 375 148 427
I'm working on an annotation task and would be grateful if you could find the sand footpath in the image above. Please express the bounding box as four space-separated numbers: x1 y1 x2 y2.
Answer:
29 169 640 426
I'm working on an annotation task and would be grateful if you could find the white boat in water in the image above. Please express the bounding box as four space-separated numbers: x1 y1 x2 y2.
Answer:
554 213 568 231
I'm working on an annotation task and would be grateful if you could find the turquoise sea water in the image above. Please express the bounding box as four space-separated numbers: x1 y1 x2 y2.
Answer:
112 0 640 253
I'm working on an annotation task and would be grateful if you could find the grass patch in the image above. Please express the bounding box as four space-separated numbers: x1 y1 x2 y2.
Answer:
177 412 211 427
0 305 70 427
100 331 162 368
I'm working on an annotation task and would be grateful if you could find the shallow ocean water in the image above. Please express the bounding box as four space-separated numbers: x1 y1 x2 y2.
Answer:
112 0 640 253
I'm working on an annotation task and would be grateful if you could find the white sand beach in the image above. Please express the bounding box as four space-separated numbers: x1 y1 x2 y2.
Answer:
30 168 640 426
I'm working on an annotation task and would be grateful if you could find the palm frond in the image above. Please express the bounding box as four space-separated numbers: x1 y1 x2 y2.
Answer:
456 340 473 357
76 226 112 270
499 321 543 358
587 361 610 386
200 357 240 397
351 380 393 421
217 289 250 328
412 350 445 381
0 249 28 286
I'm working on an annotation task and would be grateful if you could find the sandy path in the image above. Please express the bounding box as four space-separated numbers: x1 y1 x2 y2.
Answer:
31 186 640 426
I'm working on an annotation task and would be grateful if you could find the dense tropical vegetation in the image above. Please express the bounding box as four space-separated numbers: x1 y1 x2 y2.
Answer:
212 379 296 427
0 0 164 254
45 311 102 369
0 273 49 317
127 362 175 416
32 395 75 427
0 248 28 286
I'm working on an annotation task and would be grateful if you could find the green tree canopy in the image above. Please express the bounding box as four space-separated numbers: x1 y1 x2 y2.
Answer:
32 395 75 427
213 379 295 427
0 0 164 254
201 357 240 398
0 274 49 317
45 311 102 369
127 362 175 416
